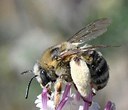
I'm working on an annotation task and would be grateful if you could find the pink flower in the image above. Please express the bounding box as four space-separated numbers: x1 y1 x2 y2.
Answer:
104 101 116 110
35 83 102 110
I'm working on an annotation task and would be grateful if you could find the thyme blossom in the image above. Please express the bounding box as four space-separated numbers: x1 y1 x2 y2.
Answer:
35 83 115 110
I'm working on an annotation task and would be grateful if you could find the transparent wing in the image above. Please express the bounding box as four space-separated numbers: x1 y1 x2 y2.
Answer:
68 18 111 44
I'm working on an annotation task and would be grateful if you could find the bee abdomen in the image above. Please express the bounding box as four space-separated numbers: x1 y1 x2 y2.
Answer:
92 70 109 89
97 77 109 90
91 57 109 78
87 50 109 90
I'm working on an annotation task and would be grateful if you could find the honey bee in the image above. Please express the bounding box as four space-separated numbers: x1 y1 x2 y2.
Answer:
22 18 112 107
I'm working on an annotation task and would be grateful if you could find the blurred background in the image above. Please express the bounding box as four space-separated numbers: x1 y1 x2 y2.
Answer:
0 0 128 110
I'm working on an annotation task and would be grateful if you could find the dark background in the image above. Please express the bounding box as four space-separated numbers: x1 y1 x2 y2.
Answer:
0 0 128 110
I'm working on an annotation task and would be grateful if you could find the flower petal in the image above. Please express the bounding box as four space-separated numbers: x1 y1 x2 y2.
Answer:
37 94 41 99
62 83 71 99
56 97 69 110
75 92 81 101
36 102 42 108
47 100 55 110
35 98 41 104
104 101 116 110
83 101 89 110
41 88 48 110
89 102 100 110
35 94 41 104
79 106 84 110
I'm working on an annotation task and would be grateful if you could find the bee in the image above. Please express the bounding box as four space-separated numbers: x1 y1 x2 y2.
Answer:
22 18 112 107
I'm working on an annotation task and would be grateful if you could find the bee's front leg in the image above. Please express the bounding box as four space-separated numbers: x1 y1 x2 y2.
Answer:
54 78 63 109
44 82 52 95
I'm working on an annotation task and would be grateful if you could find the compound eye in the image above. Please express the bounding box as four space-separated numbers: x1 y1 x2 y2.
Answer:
50 47 60 60
40 69 50 86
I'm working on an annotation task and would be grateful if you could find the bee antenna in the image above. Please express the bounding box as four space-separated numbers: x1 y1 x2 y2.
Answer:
21 70 33 75
25 75 38 99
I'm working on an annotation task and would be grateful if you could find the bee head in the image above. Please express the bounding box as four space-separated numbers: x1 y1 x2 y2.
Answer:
33 63 51 87
21 63 51 99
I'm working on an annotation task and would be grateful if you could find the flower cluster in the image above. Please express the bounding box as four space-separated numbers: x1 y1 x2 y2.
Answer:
35 83 115 110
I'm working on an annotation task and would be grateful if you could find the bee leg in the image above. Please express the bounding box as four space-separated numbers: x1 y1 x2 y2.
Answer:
92 88 97 96
54 78 63 109
82 89 97 106
73 83 92 105
81 95 92 106
45 82 52 96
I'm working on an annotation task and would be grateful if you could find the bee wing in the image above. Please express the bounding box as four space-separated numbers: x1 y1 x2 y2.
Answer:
68 18 111 44
70 56 91 97
80 44 120 51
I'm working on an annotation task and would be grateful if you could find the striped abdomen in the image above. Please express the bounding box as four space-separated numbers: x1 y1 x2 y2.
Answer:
84 50 109 90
